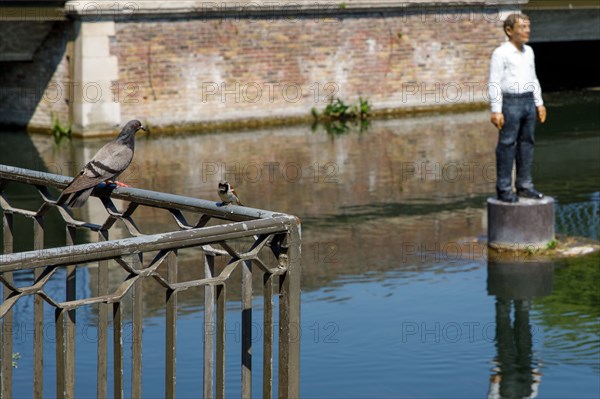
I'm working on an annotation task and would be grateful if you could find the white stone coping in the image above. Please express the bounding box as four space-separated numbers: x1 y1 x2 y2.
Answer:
4 1 598 21
62 0 527 17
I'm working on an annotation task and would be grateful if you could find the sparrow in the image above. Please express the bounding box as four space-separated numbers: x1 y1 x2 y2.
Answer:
59 120 146 208
218 181 244 206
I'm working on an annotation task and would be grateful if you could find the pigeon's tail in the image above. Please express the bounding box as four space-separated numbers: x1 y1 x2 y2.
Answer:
68 188 94 208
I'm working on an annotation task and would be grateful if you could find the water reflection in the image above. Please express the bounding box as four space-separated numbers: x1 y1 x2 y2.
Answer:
531 253 600 372
487 260 554 399
1 90 599 397
10 111 498 300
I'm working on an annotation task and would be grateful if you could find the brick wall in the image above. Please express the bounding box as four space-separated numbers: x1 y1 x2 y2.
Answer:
111 9 505 130
1 6 509 133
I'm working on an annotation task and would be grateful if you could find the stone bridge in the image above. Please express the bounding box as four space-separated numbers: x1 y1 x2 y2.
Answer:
1 0 598 136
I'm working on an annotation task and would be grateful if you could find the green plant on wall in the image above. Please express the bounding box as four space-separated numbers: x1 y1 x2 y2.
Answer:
319 97 371 120
51 112 72 144
312 96 371 135
323 98 350 118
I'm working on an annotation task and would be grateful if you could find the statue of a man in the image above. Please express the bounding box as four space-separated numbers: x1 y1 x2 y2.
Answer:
489 13 547 203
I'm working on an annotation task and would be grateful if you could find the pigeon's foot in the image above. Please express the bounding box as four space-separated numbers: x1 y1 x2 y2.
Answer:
108 180 130 188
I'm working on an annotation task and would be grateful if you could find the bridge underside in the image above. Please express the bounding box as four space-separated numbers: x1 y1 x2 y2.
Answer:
532 40 600 91
527 8 600 43
526 5 600 90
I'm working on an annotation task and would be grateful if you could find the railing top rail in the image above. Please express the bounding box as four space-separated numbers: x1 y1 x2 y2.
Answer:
0 164 287 221
0 214 297 272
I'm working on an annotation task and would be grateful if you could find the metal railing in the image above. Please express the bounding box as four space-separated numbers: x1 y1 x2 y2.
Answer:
0 164 301 398
555 192 600 241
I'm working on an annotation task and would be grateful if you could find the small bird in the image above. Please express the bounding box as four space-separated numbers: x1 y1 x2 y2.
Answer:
60 120 146 208
218 181 243 206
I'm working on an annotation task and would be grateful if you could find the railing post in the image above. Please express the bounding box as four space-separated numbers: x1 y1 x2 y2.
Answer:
33 216 44 399
204 254 215 399
55 308 67 398
97 230 109 399
1 212 13 399
216 284 226 399
113 302 124 399
166 251 178 398
131 252 143 398
54 227 76 399
242 259 252 398
263 273 274 399
65 226 76 399
278 222 301 399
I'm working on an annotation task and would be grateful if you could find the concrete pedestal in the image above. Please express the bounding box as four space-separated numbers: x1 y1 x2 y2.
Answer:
487 197 555 250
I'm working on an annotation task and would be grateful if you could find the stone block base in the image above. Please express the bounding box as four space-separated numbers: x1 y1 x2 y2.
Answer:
487 196 555 250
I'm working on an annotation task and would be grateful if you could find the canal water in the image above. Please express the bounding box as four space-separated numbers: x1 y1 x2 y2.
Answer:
1 90 599 398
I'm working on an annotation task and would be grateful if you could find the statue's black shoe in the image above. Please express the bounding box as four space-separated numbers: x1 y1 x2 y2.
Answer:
517 188 544 199
497 192 519 203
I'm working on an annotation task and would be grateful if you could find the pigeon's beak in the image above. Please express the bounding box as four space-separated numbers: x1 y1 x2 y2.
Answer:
139 125 147 132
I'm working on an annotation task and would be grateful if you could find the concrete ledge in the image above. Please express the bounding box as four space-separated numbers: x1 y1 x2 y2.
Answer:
487 196 555 250
24 101 488 137
0 7 67 21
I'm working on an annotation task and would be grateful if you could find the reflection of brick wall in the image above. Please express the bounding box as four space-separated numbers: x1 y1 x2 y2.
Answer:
34 110 498 226
29 109 498 312
112 11 504 129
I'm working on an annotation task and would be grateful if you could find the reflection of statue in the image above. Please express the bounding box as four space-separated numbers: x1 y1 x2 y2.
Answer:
487 261 553 399
488 298 541 399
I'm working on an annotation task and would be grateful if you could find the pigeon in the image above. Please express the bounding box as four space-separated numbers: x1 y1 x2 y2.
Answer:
218 181 243 206
60 120 146 208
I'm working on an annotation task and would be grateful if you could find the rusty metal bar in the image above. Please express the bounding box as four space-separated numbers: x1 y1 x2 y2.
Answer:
97 230 109 399
216 284 226 399
166 251 178 398
33 216 44 399
131 252 143 398
0 165 283 222
242 260 253 398
278 223 301 399
113 302 124 399
2 211 13 399
204 254 215 399
0 216 296 273
263 273 274 399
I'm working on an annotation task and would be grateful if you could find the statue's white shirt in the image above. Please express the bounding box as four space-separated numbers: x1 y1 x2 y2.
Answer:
489 41 544 113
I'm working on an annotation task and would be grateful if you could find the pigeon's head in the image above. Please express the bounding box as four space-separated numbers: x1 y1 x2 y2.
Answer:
127 120 146 133
218 181 230 194
118 120 146 140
